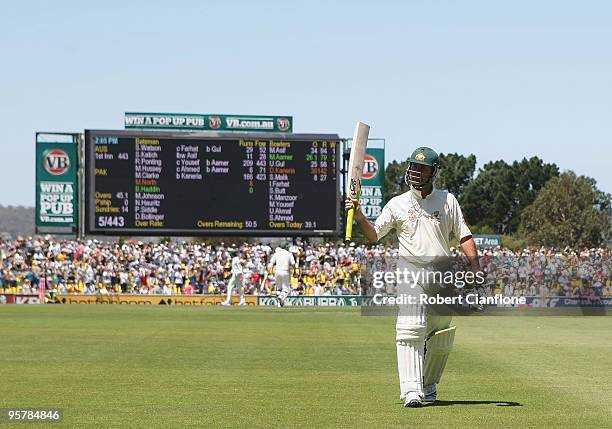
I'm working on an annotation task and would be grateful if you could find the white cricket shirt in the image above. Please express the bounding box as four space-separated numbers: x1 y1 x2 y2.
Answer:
375 188 472 258
231 256 243 275
270 248 296 275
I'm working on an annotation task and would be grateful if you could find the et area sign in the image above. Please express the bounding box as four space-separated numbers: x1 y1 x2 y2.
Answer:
473 235 502 248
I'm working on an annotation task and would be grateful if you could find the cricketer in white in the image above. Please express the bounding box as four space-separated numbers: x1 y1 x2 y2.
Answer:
345 146 480 408
222 248 247 306
268 245 296 307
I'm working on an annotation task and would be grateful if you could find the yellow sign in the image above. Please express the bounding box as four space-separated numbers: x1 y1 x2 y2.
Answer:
56 294 258 306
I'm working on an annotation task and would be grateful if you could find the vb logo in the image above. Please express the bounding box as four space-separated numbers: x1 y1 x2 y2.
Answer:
43 149 70 175
277 118 290 131
209 116 222 129
362 154 379 180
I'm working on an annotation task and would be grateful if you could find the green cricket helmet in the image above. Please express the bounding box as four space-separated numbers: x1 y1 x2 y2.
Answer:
404 147 440 189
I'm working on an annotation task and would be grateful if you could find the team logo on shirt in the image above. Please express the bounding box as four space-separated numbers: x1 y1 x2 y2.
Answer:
408 209 418 223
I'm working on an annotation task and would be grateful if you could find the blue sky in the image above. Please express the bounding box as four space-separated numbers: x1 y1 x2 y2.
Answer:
1 0 610 206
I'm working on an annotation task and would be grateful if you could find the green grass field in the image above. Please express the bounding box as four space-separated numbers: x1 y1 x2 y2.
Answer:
0 306 610 428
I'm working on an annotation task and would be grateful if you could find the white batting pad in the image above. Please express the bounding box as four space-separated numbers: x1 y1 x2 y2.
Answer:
397 339 425 399
423 326 456 387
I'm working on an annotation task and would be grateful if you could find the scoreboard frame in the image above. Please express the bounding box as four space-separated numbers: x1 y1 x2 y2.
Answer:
84 129 341 237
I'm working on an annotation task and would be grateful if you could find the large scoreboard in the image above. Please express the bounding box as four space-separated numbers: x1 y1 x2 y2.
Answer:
85 130 340 236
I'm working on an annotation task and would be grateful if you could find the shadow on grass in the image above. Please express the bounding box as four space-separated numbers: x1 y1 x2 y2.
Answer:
395 400 523 407
429 400 523 407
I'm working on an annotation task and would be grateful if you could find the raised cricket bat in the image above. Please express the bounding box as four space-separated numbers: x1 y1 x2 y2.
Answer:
345 121 370 242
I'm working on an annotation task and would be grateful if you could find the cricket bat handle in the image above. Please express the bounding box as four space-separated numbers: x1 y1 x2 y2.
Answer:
345 194 360 242
345 207 355 242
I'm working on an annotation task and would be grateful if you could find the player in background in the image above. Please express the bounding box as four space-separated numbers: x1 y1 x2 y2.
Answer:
346 147 481 408
221 247 247 306
268 243 296 307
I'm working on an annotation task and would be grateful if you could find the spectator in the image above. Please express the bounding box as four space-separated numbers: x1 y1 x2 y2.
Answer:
0 236 610 299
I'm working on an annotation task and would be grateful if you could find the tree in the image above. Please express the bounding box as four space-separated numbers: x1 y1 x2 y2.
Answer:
511 157 560 227
384 153 477 202
519 171 612 248
0 205 35 237
460 160 517 234
460 157 558 234
384 160 410 202
436 153 477 200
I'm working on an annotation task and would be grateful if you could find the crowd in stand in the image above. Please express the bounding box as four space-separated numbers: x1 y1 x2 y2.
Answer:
0 237 366 297
473 247 611 300
0 236 611 299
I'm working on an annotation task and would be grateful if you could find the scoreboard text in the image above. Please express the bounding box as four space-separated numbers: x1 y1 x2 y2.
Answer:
85 130 340 236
